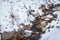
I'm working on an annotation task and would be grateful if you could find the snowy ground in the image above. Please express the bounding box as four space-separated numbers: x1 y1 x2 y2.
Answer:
40 28 60 40
0 0 47 33
0 0 42 33
0 0 60 40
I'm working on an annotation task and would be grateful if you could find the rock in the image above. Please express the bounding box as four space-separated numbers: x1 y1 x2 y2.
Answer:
41 16 46 20
45 18 50 21
42 28 46 34
24 25 32 30
2 32 14 40
56 26 60 28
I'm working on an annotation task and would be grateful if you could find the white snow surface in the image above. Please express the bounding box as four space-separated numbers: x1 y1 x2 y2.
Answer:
40 28 60 40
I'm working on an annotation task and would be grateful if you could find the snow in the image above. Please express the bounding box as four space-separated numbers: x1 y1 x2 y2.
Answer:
46 14 53 19
24 30 32 37
0 0 43 33
0 0 60 40
41 28 60 40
